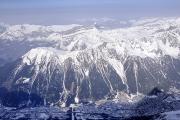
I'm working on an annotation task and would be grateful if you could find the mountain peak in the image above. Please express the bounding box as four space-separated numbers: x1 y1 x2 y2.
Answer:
22 47 58 65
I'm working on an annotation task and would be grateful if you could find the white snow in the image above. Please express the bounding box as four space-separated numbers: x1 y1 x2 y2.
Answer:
0 24 81 41
16 77 30 84
0 18 179 59
22 78 30 83
85 70 89 77
75 97 79 103
22 47 80 66
108 58 128 88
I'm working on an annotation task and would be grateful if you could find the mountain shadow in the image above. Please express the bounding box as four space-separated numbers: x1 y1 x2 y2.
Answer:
126 87 180 120
0 87 44 107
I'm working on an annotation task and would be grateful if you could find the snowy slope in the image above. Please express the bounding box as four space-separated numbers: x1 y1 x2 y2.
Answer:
0 18 180 62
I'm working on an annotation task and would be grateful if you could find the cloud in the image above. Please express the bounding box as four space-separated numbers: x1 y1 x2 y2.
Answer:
76 17 115 23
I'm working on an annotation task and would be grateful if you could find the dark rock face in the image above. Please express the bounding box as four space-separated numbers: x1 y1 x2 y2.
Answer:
0 87 43 107
125 56 180 94
0 54 180 107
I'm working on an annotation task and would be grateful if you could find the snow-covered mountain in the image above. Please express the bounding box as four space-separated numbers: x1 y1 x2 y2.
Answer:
0 18 180 107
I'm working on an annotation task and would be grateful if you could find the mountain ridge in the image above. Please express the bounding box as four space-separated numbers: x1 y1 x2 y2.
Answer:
0 17 180 107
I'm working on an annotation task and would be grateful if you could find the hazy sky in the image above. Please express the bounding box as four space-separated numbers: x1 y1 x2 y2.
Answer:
0 0 180 25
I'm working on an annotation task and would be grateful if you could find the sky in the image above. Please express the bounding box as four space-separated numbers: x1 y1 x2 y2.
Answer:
0 0 180 25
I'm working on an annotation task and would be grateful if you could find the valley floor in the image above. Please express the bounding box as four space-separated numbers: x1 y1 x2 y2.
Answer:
0 104 180 120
